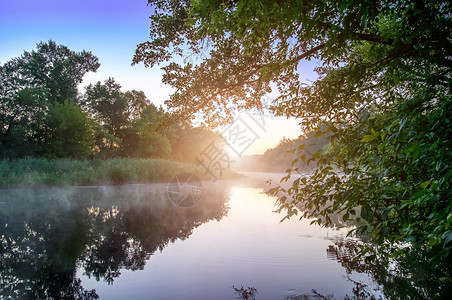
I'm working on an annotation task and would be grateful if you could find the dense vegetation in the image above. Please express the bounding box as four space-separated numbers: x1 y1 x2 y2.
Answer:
0 41 224 163
134 0 452 263
0 157 240 188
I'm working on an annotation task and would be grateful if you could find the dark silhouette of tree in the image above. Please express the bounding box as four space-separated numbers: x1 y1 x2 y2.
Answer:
1 40 99 106
232 285 258 300
82 78 175 158
326 237 452 299
83 78 133 152
0 185 229 297
0 41 99 159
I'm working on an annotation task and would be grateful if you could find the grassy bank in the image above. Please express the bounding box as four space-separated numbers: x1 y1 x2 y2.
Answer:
0 157 239 188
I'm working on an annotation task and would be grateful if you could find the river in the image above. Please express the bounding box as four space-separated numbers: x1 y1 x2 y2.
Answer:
1 172 446 299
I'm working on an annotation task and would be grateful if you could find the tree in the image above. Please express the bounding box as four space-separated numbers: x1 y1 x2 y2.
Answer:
1 40 99 105
17 40 100 104
0 86 48 159
83 78 173 159
242 131 328 173
40 100 94 159
134 1 452 260
170 124 225 163
121 104 172 158
0 41 99 159
83 78 148 155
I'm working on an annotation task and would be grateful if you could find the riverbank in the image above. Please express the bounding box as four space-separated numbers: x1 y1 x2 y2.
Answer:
0 157 240 188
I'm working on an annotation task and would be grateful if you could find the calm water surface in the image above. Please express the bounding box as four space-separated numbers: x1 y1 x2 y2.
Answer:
0 173 387 299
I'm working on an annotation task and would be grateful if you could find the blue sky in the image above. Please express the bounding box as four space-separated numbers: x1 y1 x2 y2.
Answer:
0 0 170 102
0 0 318 154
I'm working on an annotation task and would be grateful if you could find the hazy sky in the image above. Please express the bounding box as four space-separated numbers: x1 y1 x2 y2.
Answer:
0 0 319 155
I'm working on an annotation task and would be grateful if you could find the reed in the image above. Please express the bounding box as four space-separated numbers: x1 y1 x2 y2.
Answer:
0 157 239 188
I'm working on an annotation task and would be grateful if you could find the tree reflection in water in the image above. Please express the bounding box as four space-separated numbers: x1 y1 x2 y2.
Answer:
327 237 452 299
286 196 452 299
0 184 229 299
2 184 451 299
232 285 258 300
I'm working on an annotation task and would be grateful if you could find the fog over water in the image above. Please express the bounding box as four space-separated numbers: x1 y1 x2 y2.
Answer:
1 173 385 299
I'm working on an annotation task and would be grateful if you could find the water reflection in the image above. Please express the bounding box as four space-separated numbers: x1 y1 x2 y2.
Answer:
232 285 258 300
327 238 452 299
0 184 229 299
1 177 450 299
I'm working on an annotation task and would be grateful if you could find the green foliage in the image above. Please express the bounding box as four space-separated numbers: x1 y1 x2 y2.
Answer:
1 41 229 163
0 40 99 107
135 1 452 261
121 104 172 158
83 78 135 149
0 86 49 159
328 238 452 299
41 100 95 159
82 77 175 158
276 96 451 258
0 41 99 159
17 40 100 104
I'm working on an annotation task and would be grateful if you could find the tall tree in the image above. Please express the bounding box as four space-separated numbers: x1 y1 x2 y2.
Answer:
2 40 99 105
134 1 452 260
0 41 99 158
83 78 149 154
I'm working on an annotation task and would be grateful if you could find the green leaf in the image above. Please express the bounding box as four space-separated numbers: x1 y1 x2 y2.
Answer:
428 236 438 246
361 134 376 142
314 130 323 138
420 180 430 189
394 183 404 191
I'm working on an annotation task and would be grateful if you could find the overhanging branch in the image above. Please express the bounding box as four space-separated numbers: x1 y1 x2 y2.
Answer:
355 33 394 46
289 44 325 65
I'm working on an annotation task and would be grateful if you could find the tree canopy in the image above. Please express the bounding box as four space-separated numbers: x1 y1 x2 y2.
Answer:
134 0 452 260
1 40 100 105
1 41 229 162
0 41 99 159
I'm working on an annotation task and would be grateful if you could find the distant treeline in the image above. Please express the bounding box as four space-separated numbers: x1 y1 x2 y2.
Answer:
0 41 222 162
235 130 329 173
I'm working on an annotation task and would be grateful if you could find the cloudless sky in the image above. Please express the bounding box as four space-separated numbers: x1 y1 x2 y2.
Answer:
0 0 319 155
